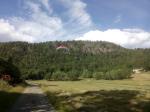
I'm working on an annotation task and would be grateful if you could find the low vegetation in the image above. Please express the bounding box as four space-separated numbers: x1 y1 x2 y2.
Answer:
33 72 150 112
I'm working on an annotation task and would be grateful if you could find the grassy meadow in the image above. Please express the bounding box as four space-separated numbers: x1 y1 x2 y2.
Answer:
0 81 25 112
33 72 150 112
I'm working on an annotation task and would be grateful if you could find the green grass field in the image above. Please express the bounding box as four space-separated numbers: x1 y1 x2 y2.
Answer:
33 72 150 112
0 81 25 112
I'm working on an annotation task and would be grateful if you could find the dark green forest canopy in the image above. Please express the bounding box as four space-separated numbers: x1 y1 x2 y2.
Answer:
0 41 150 80
0 58 21 83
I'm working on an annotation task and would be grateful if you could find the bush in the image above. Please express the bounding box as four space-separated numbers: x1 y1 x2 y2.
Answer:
51 71 67 81
0 58 22 84
44 73 52 80
93 72 104 80
50 70 79 81
0 80 10 91
81 69 92 78
67 70 79 81
104 68 132 80
92 68 132 80
104 71 113 80
25 69 45 80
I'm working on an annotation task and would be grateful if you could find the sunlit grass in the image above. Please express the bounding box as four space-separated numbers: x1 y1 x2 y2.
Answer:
33 72 150 112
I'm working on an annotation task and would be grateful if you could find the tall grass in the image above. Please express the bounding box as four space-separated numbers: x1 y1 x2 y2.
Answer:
0 80 11 91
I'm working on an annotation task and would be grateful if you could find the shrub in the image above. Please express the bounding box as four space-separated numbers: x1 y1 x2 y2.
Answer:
104 68 132 80
93 72 104 80
0 80 10 91
81 69 92 78
67 70 79 81
92 68 132 80
51 71 67 81
44 73 52 80
0 58 22 84
51 70 79 81
25 69 45 80
104 71 113 80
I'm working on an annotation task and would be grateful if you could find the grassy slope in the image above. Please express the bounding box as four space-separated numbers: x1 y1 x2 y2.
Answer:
34 72 150 112
0 81 25 112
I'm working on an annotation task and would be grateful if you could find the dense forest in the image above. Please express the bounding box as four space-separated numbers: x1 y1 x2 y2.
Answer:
0 41 150 81
0 58 22 84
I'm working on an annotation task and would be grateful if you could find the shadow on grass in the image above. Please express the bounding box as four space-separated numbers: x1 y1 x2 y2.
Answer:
46 90 150 112
1 87 149 112
0 89 53 112
0 91 21 112
0 82 27 112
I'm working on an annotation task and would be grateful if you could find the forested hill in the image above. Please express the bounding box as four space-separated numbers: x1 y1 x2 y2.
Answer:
0 41 150 80
0 41 124 55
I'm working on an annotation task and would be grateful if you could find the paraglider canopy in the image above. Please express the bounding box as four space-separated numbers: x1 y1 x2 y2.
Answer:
56 45 70 53
56 45 68 50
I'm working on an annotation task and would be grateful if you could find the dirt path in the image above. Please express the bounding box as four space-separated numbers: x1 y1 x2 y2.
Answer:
10 83 55 112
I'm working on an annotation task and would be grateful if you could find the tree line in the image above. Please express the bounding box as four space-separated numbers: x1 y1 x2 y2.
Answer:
0 41 149 81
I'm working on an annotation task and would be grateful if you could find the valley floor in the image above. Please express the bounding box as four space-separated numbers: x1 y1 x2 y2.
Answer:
33 72 150 112
1 72 150 112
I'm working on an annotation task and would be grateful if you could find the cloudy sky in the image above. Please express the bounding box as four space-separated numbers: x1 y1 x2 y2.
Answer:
0 0 150 48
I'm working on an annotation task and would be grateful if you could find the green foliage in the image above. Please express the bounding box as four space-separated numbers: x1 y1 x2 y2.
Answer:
51 71 67 81
0 41 149 80
81 69 92 78
92 68 132 80
105 68 132 80
44 73 52 80
0 58 22 84
93 72 105 80
51 70 79 81
67 70 79 81
0 80 10 91
24 69 44 80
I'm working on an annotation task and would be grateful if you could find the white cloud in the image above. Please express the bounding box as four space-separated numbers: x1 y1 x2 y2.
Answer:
60 0 93 27
0 0 93 42
0 0 66 42
40 0 52 13
0 19 34 42
25 0 64 31
75 29 150 48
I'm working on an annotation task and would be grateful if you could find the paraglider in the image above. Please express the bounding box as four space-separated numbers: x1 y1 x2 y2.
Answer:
56 45 70 54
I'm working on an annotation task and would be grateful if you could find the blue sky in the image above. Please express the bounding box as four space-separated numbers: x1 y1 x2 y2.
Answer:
0 0 150 48
85 0 150 30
